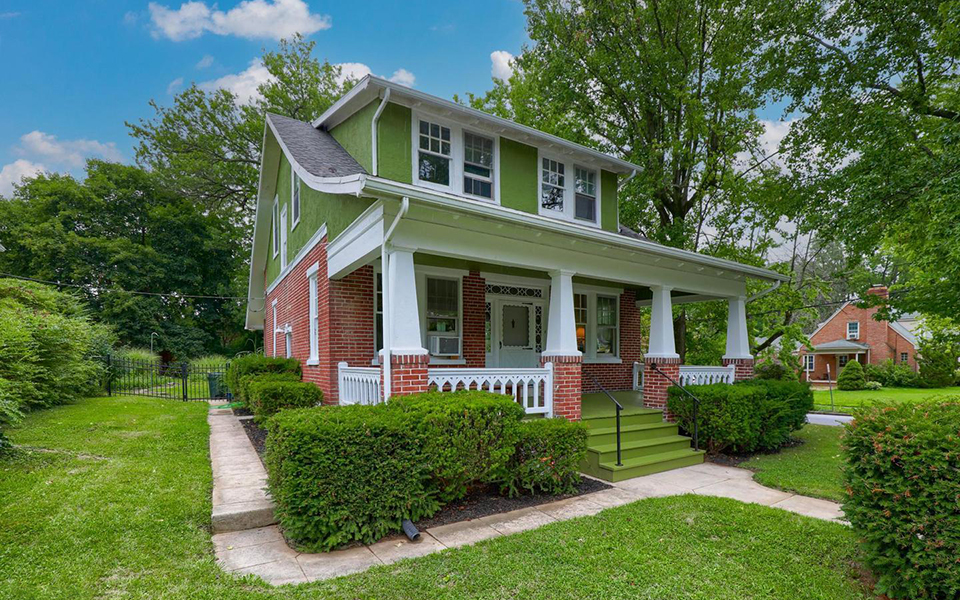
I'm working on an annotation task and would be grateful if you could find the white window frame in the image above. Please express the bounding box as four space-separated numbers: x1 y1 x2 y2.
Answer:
306 262 319 365
537 150 601 228
900 351 909 364
284 326 292 359
573 164 599 225
846 321 859 340
290 166 301 230
410 111 500 204
415 266 467 365
272 196 280 258
803 354 815 371
373 266 384 362
572 284 621 363
279 206 288 270
271 299 278 357
838 355 849 369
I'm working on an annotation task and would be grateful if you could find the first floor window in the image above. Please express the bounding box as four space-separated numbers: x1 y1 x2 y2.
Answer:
375 272 384 353
418 120 451 186
574 293 588 353
463 131 494 199
574 166 597 222
838 355 849 369
803 354 814 371
308 271 319 363
541 158 565 212
596 295 617 355
284 328 292 359
900 352 909 363
847 321 859 339
425 277 460 356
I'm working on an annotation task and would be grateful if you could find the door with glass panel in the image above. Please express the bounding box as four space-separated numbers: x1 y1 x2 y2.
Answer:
496 300 539 368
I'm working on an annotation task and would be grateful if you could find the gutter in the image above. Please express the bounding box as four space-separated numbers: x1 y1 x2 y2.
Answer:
371 88 391 176
618 169 637 191
746 280 782 303
380 196 409 402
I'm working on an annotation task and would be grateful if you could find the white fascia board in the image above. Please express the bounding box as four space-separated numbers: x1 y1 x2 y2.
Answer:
326 202 385 279
314 75 642 175
636 293 723 307
363 177 789 284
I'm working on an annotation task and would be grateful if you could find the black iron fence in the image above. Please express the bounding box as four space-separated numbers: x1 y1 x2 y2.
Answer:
102 356 232 401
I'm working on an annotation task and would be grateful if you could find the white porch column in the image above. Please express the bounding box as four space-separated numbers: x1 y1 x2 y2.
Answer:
646 285 679 359
723 295 752 360
386 247 427 355
543 270 581 356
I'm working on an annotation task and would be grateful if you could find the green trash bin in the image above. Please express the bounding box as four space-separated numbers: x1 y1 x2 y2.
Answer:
207 372 224 399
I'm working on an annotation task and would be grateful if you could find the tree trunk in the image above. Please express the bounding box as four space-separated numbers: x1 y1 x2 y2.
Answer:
674 309 687 363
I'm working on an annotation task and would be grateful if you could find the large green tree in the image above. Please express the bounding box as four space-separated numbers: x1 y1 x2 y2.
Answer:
0 161 245 357
127 34 354 220
762 0 960 319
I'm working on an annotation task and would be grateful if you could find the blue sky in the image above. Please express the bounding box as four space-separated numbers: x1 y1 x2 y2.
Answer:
0 0 530 194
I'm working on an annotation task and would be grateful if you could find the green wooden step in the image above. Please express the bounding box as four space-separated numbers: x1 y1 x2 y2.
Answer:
580 409 663 430
596 449 706 482
587 435 694 462
585 421 678 445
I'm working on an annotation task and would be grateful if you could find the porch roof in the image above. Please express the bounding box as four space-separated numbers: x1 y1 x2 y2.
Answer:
811 339 870 353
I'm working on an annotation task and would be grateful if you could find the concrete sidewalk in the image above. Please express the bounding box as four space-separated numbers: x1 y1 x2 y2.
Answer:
807 413 854 427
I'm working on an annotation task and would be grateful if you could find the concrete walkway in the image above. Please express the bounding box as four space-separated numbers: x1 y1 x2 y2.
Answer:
209 408 276 533
807 413 854 427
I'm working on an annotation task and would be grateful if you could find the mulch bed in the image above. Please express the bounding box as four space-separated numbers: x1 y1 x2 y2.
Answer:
234 414 612 528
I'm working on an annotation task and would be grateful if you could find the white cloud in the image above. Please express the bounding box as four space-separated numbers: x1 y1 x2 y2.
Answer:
0 160 45 196
17 131 122 168
148 0 331 41
0 12 21 20
199 59 274 104
335 63 415 87
195 54 214 69
491 50 515 81
167 77 184 95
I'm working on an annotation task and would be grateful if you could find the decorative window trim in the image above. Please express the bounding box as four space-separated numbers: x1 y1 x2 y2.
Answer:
573 285 620 363
272 196 280 258
410 111 500 204
537 150 601 228
290 166 301 230
306 262 319 365
846 321 859 340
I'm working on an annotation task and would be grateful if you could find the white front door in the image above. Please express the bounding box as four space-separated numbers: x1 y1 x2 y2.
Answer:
495 299 539 368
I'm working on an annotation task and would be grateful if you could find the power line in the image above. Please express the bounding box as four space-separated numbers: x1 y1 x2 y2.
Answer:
749 288 912 318
0 272 262 301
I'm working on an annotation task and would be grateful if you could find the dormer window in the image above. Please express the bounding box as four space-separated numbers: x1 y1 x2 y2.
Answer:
463 132 494 200
418 120 451 186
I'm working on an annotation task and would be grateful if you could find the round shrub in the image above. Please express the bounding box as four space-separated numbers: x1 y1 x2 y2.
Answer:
248 380 323 422
498 417 587 497
842 399 960 599
754 360 795 381
390 390 525 502
864 380 882 390
225 354 300 394
266 405 441 551
837 360 867 390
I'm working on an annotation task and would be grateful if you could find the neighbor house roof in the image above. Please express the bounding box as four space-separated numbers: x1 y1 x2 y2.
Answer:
266 113 365 178
812 339 871 353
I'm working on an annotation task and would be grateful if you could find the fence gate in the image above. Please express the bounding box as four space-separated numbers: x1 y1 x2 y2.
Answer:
103 356 231 401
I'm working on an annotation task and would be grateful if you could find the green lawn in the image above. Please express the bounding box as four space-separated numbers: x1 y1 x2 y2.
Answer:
740 425 846 502
812 386 960 412
0 396 871 600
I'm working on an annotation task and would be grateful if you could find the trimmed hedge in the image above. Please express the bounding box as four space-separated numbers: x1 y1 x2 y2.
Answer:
225 354 300 398
864 359 922 388
391 391 525 502
266 405 440 551
667 379 812 454
248 380 323 422
236 371 300 405
842 399 960 599
499 418 588 497
837 360 867 390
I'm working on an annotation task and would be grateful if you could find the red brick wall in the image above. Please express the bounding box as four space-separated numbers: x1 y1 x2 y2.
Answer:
386 353 430 396
327 266 376 403
542 355 582 421
722 357 755 381
642 357 680 421
581 289 643 393
460 271 486 368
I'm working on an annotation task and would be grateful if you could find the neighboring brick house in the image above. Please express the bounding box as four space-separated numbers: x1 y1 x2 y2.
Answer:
799 286 918 382
245 76 789 480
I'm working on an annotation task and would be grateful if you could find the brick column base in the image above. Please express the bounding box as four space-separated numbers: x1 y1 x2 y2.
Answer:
723 357 755 381
643 357 682 421
541 355 582 421
382 353 430 398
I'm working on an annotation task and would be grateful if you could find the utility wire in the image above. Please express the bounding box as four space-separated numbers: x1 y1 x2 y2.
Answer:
748 288 912 318
0 272 263 301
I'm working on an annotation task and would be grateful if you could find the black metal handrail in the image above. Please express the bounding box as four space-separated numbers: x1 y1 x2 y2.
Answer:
588 374 623 466
649 362 701 452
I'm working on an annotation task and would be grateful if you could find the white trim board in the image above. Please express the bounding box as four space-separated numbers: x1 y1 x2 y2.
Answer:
266 224 329 297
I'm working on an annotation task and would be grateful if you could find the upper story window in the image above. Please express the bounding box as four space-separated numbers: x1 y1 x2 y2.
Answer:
900 352 909 363
463 132 494 200
291 167 301 228
539 154 600 227
418 120 451 186
847 321 859 339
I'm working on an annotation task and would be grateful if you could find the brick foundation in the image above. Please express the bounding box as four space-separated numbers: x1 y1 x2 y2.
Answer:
385 352 430 397
642 357 682 420
722 357 755 381
542 355 582 421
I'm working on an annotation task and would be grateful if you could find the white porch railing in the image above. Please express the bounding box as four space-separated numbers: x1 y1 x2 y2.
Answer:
678 365 735 386
427 364 554 417
337 362 382 405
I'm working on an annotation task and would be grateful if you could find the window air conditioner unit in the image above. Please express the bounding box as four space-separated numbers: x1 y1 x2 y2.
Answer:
428 336 460 356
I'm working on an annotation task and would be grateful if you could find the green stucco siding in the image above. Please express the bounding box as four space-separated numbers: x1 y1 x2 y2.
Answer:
329 100 376 173
600 169 618 232
500 137 539 214
378 103 412 183
265 153 374 288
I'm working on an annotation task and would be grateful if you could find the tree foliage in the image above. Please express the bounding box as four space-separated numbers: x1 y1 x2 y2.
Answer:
916 317 960 387
0 161 245 357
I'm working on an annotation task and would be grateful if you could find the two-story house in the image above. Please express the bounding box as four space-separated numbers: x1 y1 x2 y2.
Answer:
244 76 788 480
799 286 918 382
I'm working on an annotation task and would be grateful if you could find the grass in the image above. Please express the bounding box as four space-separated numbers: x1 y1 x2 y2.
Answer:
740 425 846 502
0 396 871 600
812 385 960 412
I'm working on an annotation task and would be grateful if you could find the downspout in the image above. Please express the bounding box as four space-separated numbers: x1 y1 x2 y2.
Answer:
746 279 782 303
371 88 392 176
380 196 409 402
618 169 637 191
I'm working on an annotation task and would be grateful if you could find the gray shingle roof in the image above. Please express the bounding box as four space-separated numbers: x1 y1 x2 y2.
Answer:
267 113 366 178
813 339 871 352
